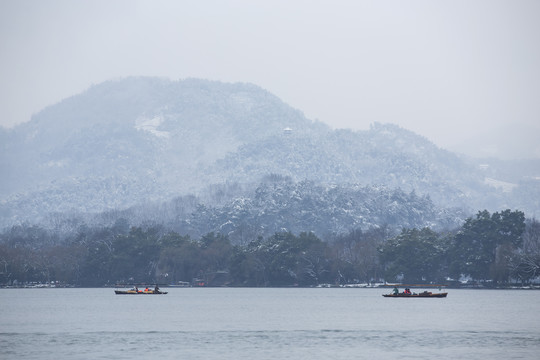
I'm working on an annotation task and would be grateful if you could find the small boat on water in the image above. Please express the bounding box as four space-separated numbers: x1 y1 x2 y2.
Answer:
383 284 448 298
114 286 167 295
382 291 448 298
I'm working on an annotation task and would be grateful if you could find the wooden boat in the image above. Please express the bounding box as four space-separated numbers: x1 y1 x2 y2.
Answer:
114 287 168 295
383 291 447 298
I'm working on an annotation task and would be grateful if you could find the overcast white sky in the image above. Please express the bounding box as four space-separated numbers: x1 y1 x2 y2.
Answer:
1 0 539 158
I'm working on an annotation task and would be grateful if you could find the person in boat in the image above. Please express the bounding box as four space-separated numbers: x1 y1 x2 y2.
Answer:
154 285 160 293
404 288 411 295
392 287 399 295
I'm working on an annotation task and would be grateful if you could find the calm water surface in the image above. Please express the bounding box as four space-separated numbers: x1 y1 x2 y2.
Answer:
1 288 539 359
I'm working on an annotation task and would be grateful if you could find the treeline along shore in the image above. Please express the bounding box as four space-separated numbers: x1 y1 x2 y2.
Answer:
1 210 539 288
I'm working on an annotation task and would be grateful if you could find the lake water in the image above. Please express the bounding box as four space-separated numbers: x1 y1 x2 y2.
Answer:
1 288 539 359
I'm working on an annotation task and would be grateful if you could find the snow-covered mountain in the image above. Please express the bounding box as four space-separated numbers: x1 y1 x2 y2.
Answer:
1 77 538 229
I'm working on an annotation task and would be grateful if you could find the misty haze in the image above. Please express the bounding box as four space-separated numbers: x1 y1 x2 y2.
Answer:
1 1 539 359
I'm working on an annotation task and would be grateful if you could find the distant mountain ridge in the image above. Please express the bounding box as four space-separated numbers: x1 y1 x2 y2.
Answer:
0 77 538 229
208 124 481 206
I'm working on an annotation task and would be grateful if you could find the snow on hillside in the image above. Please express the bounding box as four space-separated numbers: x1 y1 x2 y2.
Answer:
135 115 171 138
0 77 538 230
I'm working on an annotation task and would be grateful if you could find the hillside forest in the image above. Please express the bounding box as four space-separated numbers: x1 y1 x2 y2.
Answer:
1 209 538 288
1 78 539 289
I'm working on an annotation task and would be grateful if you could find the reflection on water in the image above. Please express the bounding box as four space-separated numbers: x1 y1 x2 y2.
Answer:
1 288 539 359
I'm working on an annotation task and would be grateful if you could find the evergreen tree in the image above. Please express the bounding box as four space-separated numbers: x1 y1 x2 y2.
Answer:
379 228 447 283
450 210 525 283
